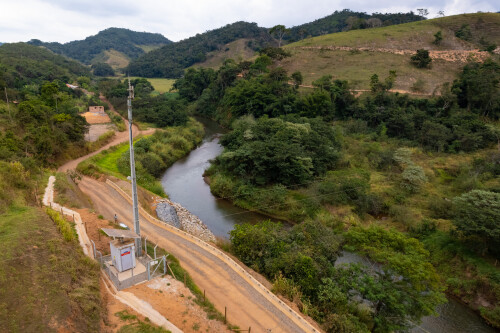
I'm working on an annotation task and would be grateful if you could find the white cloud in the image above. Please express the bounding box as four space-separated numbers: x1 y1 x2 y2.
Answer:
0 0 497 43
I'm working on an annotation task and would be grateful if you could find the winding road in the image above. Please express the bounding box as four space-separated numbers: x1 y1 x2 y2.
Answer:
66 97 319 332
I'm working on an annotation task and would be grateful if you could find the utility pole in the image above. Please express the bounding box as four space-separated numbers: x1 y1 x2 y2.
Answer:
127 77 142 256
4 87 12 122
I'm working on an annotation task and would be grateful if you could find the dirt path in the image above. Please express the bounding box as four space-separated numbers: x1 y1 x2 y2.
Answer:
297 45 491 62
58 98 154 173
78 176 318 333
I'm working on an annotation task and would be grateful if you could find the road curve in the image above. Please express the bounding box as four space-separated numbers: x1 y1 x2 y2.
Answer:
58 97 154 173
78 176 317 333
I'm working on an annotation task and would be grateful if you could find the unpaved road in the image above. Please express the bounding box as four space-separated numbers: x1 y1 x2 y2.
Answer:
79 176 313 333
67 98 317 332
58 98 154 173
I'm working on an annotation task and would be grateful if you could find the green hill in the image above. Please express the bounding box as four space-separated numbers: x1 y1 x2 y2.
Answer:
280 13 500 94
0 43 89 94
286 9 424 42
128 21 275 77
28 28 171 68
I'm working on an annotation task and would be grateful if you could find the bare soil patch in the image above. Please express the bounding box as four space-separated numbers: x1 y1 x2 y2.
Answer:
83 110 112 124
127 277 231 333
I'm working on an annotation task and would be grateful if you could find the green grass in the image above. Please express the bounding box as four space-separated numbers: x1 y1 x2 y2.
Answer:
281 13 500 94
280 48 462 93
128 77 176 93
95 142 131 175
116 310 171 333
0 205 102 331
287 13 500 49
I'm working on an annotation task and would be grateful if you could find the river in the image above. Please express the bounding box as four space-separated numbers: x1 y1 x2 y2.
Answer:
161 117 497 333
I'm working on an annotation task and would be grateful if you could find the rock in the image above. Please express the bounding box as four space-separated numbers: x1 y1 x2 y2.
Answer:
154 198 216 243
156 202 181 229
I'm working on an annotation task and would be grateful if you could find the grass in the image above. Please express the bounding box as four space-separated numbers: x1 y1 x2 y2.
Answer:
92 49 131 69
0 205 102 331
280 48 462 93
191 38 258 69
115 310 171 333
280 13 500 94
128 77 176 94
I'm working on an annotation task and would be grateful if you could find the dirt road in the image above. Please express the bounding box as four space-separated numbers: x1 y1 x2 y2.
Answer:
58 99 154 173
78 176 316 333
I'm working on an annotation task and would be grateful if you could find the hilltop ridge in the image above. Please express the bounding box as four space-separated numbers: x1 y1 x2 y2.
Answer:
28 27 171 68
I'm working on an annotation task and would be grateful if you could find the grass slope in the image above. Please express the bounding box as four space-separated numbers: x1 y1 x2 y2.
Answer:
0 206 101 332
192 38 258 69
281 13 500 94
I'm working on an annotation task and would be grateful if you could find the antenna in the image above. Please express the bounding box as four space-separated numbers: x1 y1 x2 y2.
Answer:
127 77 142 256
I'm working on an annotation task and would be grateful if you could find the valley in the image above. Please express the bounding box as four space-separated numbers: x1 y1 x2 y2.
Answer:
1 7 499 333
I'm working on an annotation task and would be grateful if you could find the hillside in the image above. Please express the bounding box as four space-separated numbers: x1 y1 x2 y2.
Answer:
0 43 89 99
28 28 171 68
128 21 275 77
153 10 425 76
280 13 500 94
286 9 424 41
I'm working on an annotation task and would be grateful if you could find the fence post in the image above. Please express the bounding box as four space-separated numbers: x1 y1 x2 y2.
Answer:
248 327 251 333
203 289 206 302
147 261 150 280
144 236 148 256
224 306 227 324
90 240 97 259
163 255 166 275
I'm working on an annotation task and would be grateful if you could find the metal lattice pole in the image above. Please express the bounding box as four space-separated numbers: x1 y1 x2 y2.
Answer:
128 78 142 256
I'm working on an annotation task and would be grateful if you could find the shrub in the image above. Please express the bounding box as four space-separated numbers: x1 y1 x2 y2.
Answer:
410 49 432 68
401 164 427 193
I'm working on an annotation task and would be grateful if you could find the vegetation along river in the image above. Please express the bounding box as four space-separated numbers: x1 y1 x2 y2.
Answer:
161 117 497 333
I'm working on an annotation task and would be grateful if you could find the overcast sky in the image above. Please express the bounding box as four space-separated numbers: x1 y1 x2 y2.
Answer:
0 0 498 43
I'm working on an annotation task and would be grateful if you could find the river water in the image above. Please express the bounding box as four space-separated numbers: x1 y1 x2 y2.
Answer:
161 117 497 333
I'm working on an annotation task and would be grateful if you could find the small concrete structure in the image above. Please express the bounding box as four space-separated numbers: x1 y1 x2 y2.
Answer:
89 106 105 113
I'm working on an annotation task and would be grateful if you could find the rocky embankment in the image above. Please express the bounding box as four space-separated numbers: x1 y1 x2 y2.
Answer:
154 199 216 243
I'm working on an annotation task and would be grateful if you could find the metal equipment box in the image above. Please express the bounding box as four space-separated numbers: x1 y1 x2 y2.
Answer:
110 240 136 272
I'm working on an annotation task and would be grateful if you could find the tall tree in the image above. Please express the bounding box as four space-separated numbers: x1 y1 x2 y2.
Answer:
269 25 290 47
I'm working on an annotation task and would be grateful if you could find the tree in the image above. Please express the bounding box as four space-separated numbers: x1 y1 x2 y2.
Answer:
291 71 303 88
452 60 500 118
91 62 115 76
417 8 429 17
269 25 290 47
433 31 443 45
452 190 500 255
411 49 432 68
437 10 445 17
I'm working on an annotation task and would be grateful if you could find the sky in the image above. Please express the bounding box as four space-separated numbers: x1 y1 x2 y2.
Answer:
0 0 498 43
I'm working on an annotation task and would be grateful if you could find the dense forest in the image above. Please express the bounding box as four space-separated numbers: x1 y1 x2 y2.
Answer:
28 28 171 64
168 49 500 331
286 9 425 41
128 22 274 78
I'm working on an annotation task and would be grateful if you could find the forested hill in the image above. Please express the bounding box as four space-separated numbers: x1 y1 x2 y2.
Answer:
28 28 171 65
127 21 274 78
287 9 425 41
0 43 89 96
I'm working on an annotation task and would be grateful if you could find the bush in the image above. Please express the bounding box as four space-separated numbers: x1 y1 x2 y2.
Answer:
452 190 500 255
410 49 432 68
401 164 427 193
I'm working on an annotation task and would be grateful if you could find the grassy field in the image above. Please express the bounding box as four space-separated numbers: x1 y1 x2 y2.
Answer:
191 38 258 69
92 49 131 69
128 77 176 93
287 13 500 49
279 13 500 94
0 205 101 332
280 48 462 93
